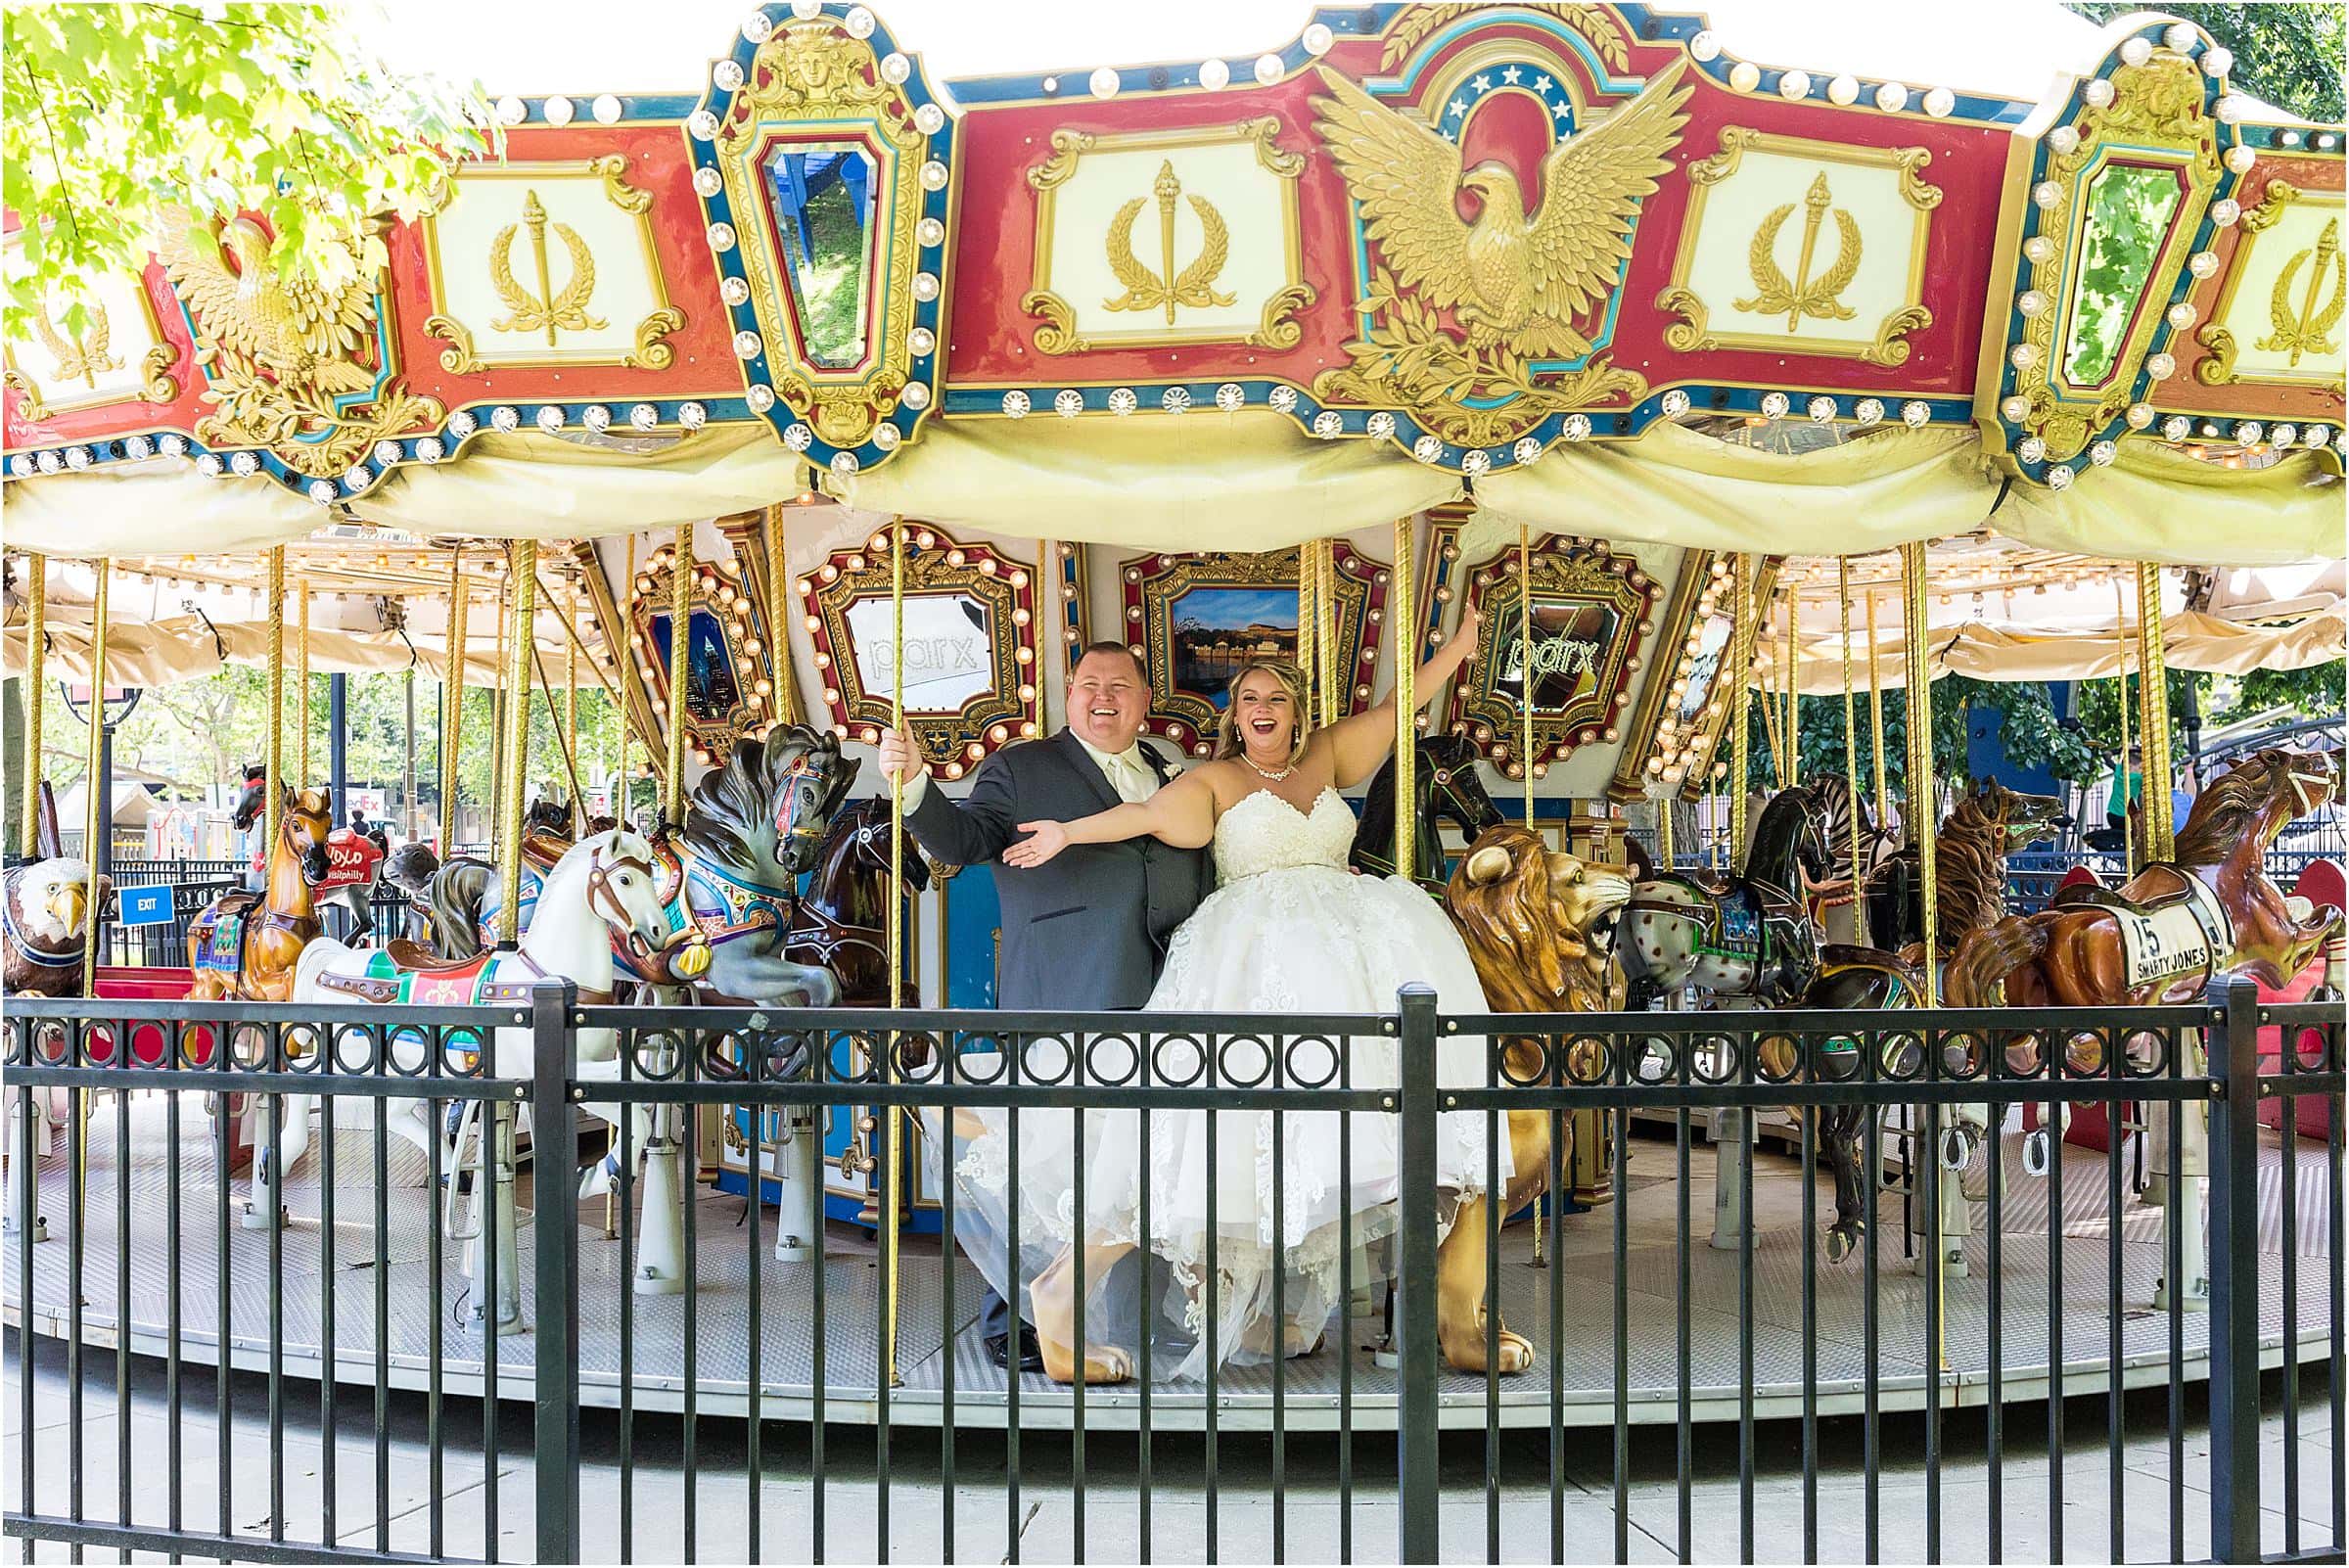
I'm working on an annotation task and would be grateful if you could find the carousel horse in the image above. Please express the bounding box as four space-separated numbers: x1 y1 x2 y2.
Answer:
1948 747 2344 1024
783 796 939 1008
254 830 672 1315
1441 824 1635 1372
1349 734 1506 892
1809 772 1903 944
379 841 441 942
1946 748 2343 1300
2 856 108 1237
1617 782 1834 1008
1797 776 2061 1264
429 729 856 1006
186 783 331 1002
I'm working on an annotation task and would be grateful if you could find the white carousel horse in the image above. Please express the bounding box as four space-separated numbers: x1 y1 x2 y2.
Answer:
252 829 671 1326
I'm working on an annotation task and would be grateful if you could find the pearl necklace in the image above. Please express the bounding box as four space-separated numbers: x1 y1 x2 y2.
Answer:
1241 753 1295 782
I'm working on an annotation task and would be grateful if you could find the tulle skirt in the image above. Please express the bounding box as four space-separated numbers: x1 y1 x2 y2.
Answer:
925 864 1503 1380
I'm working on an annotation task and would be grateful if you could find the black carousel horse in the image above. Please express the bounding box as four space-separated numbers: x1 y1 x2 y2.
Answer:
1349 734 1506 892
1618 783 1834 1008
783 797 940 1008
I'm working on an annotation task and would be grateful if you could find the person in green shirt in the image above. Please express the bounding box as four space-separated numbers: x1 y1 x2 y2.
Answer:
2106 744 2143 832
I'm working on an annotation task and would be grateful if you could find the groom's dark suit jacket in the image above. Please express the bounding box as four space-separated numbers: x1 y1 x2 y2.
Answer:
903 728 1213 1010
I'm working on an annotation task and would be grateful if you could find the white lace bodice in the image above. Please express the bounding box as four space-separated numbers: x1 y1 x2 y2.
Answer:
1213 787 1356 883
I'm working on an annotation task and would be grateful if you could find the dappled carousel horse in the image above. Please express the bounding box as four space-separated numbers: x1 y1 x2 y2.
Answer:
1348 734 1506 893
1618 783 1833 1009
186 783 331 1002
1809 772 1903 945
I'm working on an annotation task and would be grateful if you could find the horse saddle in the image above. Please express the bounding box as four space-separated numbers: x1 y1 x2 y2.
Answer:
2052 872 2233 993
192 892 261 972
520 831 571 874
384 937 480 974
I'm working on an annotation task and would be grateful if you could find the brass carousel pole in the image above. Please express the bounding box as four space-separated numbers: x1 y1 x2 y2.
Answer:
884 516 907 1386
1316 538 1339 723
1901 539 1947 1379
1517 521 1536 823
1296 544 1319 729
441 552 467 851
1518 518 1543 1268
665 527 690 825
498 544 535 947
21 555 43 860
265 547 287 856
1728 556 1757 869
1391 517 1416 890
2136 564 2175 863
297 577 311 786
1865 587 1889 831
565 605 580 833
489 568 510 849
2112 577 2136 877
761 504 801 728
1838 559 1865 945
1783 581 1800 787
78 563 109 999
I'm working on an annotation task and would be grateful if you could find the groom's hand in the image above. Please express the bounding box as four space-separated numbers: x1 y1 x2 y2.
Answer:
876 723 928 787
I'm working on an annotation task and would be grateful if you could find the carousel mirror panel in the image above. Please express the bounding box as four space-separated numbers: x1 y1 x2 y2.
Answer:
1446 536 1658 776
1611 552 1780 801
1119 545 1387 758
2062 161 2189 387
798 523 1041 780
626 543 788 764
766 143 877 369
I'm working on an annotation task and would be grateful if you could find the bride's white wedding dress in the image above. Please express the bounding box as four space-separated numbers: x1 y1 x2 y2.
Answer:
935 786 1502 1380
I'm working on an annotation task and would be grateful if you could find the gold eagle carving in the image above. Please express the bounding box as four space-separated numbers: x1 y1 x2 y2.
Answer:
158 208 378 397
1311 63 1691 360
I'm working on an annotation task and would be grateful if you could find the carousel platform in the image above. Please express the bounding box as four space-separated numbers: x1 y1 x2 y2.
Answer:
3 1098 2331 1435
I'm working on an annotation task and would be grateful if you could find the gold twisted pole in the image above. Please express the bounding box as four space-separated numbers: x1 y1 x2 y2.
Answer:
1518 519 1542 1268
1518 519 1536 820
1728 556 1758 869
885 517 907 1386
79 562 108 999
1839 558 1865 945
1324 532 1343 717
266 547 286 853
1784 580 1801 788
1902 538 1947 1378
762 504 803 728
2137 563 2175 863
1391 516 1416 887
498 543 536 946
666 526 691 824
565 607 580 833
441 552 467 853
620 535 637 824
1865 587 1889 830
297 578 311 786
1296 543 1319 729
2112 577 2135 877
21 554 44 859
489 571 510 850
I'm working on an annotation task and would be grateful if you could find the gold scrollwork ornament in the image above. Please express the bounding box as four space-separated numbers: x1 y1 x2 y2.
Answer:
1735 173 1862 329
2258 216 2344 367
1103 161 1236 323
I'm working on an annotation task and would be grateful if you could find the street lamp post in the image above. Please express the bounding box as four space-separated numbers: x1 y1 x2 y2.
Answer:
57 680 143 897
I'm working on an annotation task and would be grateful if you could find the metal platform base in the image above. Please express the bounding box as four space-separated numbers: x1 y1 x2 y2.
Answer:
4 1097 2331 1434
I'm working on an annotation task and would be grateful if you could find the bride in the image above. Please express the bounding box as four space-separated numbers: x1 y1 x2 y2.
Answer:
944 609 1502 1383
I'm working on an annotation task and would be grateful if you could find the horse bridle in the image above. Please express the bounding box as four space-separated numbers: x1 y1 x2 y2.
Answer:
770 750 840 846
582 844 663 961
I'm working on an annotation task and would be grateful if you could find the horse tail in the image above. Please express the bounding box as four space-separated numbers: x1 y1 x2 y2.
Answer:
1944 914 2047 1009
429 860 492 960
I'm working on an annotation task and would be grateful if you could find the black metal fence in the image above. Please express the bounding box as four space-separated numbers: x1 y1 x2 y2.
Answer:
3 984 2339 1564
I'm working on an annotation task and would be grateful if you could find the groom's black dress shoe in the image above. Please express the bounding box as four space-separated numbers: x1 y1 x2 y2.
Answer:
988 1326 1045 1372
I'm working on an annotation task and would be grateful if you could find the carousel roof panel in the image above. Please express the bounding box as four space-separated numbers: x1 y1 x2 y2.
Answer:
3 2 2340 526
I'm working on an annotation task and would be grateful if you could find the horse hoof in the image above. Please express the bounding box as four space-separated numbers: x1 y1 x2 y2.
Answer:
240 1201 285 1231
2022 1129 2051 1177
1825 1225 1858 1265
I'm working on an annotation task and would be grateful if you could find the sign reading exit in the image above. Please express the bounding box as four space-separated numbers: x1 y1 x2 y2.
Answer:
117 884 174 927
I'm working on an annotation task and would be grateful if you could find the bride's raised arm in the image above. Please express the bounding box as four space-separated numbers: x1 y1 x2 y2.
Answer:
1000 769 1219 869
1318 603 1482 789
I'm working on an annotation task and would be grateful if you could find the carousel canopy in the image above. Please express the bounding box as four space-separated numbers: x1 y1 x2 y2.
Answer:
1 3 2340 569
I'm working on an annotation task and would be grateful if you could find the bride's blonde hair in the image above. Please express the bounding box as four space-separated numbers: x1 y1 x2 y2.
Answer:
1213 661 1314 765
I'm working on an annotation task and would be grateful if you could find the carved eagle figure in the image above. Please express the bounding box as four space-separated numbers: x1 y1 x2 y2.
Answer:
1312 63 1691 360
158 208 377 396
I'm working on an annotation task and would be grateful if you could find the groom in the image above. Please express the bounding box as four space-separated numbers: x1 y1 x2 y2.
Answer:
876 641 1214 1368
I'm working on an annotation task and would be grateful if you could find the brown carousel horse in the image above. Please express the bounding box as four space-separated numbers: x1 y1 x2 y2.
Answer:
187 783 332 1001
1948 747 2344 1031
1441 824 1635 1373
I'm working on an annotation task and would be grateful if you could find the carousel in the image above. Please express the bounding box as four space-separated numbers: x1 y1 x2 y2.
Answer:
2 0 2342 1434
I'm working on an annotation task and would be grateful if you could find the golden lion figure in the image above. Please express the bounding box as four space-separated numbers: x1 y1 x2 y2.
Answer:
1437 826 1633 1372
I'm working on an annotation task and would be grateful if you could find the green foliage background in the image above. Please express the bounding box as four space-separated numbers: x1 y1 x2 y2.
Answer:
2065 3 2347 121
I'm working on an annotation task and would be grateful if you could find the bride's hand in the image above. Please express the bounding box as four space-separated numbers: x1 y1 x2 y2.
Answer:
1451 601 1483 652
1002 819 1069 869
